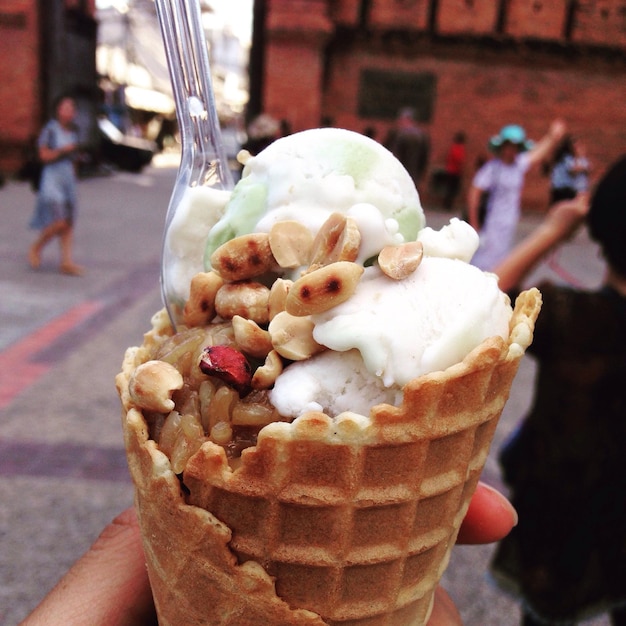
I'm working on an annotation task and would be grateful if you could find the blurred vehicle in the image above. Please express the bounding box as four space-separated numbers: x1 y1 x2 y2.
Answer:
97 117 157 172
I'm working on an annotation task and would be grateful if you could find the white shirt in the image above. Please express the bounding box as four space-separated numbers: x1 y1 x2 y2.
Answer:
470 152 531 270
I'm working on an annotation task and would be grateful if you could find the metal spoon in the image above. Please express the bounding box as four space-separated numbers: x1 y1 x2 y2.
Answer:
155 0 234 327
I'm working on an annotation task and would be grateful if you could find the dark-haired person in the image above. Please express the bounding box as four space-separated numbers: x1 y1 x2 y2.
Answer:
28 95 83 276
490 156 626 625
548 135 591 204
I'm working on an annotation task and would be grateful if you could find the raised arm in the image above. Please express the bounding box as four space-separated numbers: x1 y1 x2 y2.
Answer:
494 193 588 292
525 119 567 169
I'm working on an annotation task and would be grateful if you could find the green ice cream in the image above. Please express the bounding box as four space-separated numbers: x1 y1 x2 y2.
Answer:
204 127 425 269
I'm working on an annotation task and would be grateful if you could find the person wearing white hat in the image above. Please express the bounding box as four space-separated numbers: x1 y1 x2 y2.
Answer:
467 119 566 271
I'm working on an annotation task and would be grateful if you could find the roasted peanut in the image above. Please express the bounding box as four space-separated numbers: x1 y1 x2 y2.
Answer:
268 278 292 320
129 360 184 413
285 261 364 316
214 282 270 325
268 221 313 268
251 349 284 389
210 233 275 282
183 271 224 327
232 315 273 358
268 311 325 360
378 241 424 280
309 213 361 266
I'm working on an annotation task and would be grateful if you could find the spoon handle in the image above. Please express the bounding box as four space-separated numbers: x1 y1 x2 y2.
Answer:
155 0 234 326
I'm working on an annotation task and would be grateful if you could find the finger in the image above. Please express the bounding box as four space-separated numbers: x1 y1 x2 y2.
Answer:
426 586 462 625
456 482 517 545
22 507 157 626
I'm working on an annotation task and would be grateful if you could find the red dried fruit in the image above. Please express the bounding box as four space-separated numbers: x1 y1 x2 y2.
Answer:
199 345 252 396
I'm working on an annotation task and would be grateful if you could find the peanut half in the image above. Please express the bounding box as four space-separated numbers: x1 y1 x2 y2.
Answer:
183 271 224 328
309 213 361 266
268 278 292 321
285 261 364 316
129 360 184 413
231 315 273 359
378 241 424 280
268 220 313 269
251 349 284 389
268 311 325 361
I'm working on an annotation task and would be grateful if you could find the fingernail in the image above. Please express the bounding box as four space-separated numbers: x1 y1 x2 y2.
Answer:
482 482 518 526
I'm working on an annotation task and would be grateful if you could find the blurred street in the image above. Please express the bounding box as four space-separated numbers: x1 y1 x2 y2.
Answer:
0 160 609 626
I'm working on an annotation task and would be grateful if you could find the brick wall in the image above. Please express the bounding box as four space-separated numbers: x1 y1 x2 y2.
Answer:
0 1 41 172
572 0 626 47
330 0 361 26
0 0 97 177
369 0 430 31
262 0 626 210
263 0 333 132
504 0 569 40
436 0 499 35
323 41 626 210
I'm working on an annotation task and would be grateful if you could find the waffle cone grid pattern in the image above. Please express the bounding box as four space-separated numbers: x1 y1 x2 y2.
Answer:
184 341 515 625
118 289 541 626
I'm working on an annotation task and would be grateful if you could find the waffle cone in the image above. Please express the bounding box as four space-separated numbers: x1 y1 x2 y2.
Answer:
117 288 541 625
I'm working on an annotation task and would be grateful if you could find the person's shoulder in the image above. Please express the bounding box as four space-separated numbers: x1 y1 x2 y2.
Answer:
480 158 501 175
537 282 624 324
538 281 589 304
38 120 55 143
472 158 494 182
45 118 61 131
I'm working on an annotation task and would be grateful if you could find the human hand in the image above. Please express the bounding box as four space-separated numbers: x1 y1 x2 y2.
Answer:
23 483 516 626
427 482 517 625
543 193 589 242
21 507 157 626
549 118 567 142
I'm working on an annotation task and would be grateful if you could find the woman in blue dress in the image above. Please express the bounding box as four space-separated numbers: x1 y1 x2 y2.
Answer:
28 95 83 276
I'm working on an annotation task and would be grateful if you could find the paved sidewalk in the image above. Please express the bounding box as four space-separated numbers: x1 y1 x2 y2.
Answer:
0 167 609 626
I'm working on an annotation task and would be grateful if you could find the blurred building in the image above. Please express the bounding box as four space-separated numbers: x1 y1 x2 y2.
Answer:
96 0 175 130
253 0 626 208
0 0 249 177
0 0 98 175
3 0 626 210
96 0 250 155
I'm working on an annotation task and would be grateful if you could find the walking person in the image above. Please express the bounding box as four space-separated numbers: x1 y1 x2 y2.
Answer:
385 107 431 186
441 131 466 211
28 95 84 276
467 120 566 271
490 155 626 625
